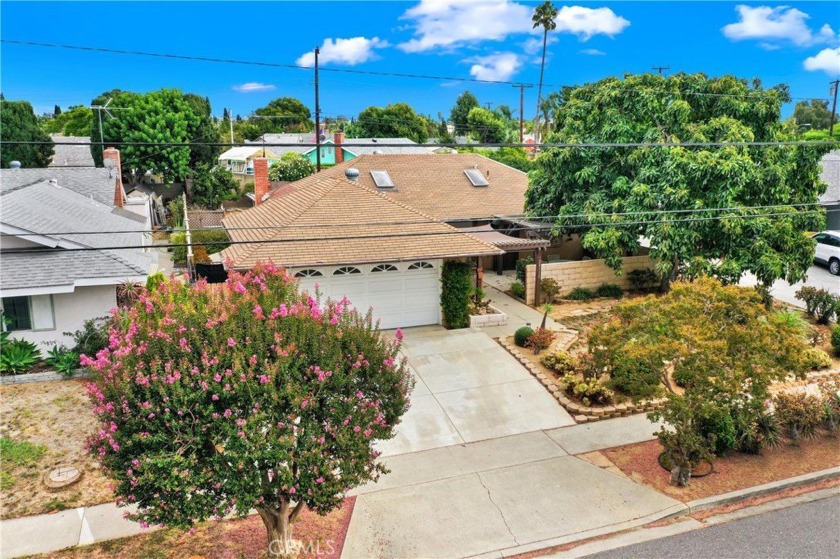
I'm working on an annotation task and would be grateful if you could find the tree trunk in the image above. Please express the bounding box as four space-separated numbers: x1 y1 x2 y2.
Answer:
670 463 691 487
535 31 548 144
259 505 296 559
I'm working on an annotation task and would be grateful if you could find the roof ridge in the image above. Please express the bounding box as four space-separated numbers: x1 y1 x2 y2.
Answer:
100 249 148 276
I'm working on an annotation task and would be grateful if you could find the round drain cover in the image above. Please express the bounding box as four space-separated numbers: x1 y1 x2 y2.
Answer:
43 464 83 489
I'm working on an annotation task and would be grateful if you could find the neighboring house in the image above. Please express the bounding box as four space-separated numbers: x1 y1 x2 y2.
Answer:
0 159 154 349
49 135 95 167
820 150 840 230
249 132 435 165
428 136 473 154
221 158 501 329
217 146 281 178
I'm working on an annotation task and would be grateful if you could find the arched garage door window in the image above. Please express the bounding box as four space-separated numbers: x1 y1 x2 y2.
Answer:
334 267 362 275
407 261 434 270
294 269 323 278
371 264 399 272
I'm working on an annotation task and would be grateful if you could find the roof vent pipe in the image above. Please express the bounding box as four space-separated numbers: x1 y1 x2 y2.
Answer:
49 178 58 187
9 160 21 169
345 168 360 182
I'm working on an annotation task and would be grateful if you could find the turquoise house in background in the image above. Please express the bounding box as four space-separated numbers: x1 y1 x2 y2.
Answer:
248 132 435 166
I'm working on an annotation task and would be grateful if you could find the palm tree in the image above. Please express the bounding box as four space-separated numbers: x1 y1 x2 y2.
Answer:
532 1 558 146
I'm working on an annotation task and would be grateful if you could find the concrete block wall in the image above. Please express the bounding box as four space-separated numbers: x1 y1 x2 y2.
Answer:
525 255 654 305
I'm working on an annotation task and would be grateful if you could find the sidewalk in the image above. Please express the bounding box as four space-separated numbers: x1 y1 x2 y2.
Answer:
480 285 563 338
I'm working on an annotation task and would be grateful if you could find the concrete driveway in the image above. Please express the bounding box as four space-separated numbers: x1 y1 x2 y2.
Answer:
375 328 575 457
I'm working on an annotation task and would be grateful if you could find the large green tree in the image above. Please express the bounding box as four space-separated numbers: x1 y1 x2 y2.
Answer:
190 163 238 208
450 91 480 135
526 73 834 289
466 107 508 143
236 97 312 140
348 102 429 143
793 99 833 130
42 105 94 136
0 99 54 168
91 88 213 182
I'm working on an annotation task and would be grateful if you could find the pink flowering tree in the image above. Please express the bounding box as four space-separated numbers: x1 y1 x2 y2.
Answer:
84 263 411 558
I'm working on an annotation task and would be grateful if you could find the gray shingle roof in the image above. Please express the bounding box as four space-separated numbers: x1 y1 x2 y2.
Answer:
247 133 313 154
1 167 116 206
1 179 151 291
819 150 840 205
49 135 96 167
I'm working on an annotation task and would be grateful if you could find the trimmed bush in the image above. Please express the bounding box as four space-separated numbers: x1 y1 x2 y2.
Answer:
832 325 840 357
568 287 596 301
514 326 534 347
515 256 533 283
608 362 662 399
170 229 231 266
696 406 738 456
441 261 472 329
595 283 624 298
510 281 525 299
540 350 578 375
557 374 614 407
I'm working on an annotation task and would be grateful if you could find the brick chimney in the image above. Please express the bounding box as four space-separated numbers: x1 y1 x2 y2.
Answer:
334 132 345 164
253 157 269 205
103 147 125 208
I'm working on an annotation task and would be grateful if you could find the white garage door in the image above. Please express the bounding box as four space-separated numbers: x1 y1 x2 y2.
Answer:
293 261 441 329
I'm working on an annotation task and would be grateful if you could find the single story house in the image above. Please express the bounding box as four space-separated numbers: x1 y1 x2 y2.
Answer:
221 158 501 329
820 150 840 230
0 154 155 349
217 146 281 178
248 132 435 166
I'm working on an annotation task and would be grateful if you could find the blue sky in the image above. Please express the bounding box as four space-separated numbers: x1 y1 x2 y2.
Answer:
2 1 839 120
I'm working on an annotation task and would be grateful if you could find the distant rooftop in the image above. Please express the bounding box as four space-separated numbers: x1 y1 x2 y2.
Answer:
48 135 95 168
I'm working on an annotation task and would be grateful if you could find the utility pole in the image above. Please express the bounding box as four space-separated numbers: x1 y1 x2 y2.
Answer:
484 101 494 110
512 83 533 143
314 47 321 172
228 108 234 144
830 80 839 137
652 65 670 75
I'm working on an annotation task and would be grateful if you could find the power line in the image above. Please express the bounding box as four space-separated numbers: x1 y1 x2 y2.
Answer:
8 202 827 238
3 139 838 148
2 209 824 256
1 39 831 102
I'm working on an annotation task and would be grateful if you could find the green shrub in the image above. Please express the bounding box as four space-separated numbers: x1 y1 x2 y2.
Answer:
526 328 555 354
773 392 825 443
166 197 184 228
514 326 534 347
540 350 578 375
796 287 839 324
558 374 614 407
773 310 808 334
268 152 316 182
595 283 624 298
66 317 110 360
832 325 840 357
440 261 472 329
734 408 781 454
170 229 231 266
509 281 525 299
696 406 738 456
802 347 832 370
515 256 533 283
0 338 42 375
146 271 165 291
540 278 560 303
628 268 659 292
45 345 79 377
567 287 596 301
608 362 662 399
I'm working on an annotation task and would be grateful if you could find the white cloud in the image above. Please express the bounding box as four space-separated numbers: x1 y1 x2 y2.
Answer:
296 37 389 67
554 6 630 40
467 52 522 81
580 48 606 56
232 82 275 93
722 5 836 47
804 47 840 75
399 0 532 53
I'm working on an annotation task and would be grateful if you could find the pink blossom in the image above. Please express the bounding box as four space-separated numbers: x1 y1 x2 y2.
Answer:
223 409 232 417
227 338 236 347
233 281 247 294
395 328 404 341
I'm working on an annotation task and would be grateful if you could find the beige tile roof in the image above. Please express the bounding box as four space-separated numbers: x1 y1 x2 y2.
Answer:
280 153 528 221
221 175 502 269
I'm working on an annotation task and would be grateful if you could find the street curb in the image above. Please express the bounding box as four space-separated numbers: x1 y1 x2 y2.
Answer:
684 466 840 513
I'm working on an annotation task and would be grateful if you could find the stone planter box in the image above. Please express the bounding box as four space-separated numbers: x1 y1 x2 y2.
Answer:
469 305 508 328
0 368 89 386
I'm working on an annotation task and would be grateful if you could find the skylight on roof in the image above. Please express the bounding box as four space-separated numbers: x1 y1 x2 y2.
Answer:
464 168 489 187
370 170 395 189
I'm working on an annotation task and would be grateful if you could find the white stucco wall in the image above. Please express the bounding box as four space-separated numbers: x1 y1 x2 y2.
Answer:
4 285 116 350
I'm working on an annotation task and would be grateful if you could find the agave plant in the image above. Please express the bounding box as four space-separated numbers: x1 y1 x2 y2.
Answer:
116 280 145 308
0 339 42 375
45 345 80 377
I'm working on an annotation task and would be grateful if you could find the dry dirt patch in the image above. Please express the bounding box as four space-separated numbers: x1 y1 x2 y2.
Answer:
603 436 840 502
0 379 113 519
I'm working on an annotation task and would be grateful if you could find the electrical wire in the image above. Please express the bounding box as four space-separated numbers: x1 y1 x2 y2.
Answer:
0 209 824 256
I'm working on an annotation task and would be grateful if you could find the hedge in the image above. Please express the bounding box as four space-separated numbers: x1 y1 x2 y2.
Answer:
440 260 472 329
170 229 231 266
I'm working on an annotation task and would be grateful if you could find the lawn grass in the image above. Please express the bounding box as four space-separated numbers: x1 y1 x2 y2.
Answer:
0 436 46 466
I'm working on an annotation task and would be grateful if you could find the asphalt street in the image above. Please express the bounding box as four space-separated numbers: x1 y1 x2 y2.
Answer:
585 496 840 559
741 264 839 307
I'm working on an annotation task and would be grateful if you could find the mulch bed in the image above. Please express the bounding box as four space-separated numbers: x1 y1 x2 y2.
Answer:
603 436 840 502
39 498 356 559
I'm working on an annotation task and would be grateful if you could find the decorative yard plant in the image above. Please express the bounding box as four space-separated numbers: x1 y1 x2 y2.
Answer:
84 263 411 557
592 278 819 486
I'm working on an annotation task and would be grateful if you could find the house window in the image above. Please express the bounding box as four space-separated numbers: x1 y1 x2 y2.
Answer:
334 267 362 275
371 264 399 273
407 261 435 270
294 269 324 278
1 296 31 331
